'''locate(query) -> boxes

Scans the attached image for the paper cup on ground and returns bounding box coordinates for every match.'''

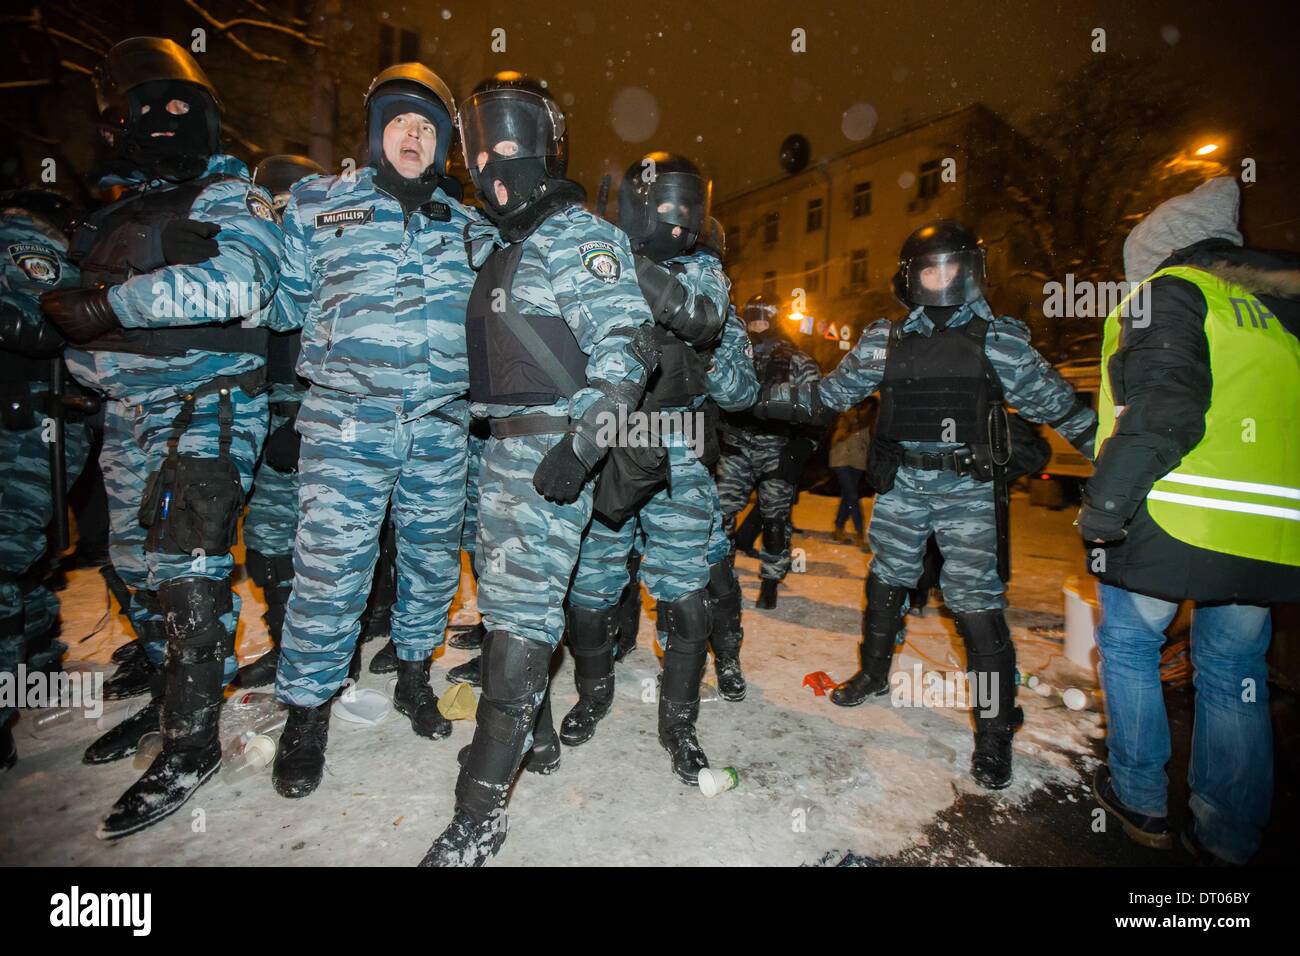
[1062,687,1090,711]
[438,682,478,720]
[331,687,390,725]
[698,766,739,797]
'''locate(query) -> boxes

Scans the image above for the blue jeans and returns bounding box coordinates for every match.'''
[833,466,864,534]
[1096,583,1272,863]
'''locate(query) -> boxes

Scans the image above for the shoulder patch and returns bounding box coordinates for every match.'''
[246,190,275,222]
[578,239,622,284]
[8,242,61,285]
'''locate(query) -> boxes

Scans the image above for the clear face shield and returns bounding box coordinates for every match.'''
[458,90,562,192]
[903,248,986,307]
[647,171,708,235]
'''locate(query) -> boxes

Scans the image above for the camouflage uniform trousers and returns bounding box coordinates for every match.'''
[715,437,796,580]
[461,425,486,558]
[0,397,89,726]
[569,440,713,610]
[242,407,299,588]
[473,432,595,650]
[868,466,1004,613]
[99,385,268,672]
[275,389,468,707]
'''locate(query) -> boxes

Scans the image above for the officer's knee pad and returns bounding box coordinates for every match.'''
[706,560,740,602]
[657,589,711,651]
[157,577,233,651]
[479,630,553,709]
[954,609,1012,657]
[140,455,244,557]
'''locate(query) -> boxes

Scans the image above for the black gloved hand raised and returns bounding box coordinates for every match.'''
[533,437,590,504]
[40,286,122,345]
[161,219,221,266]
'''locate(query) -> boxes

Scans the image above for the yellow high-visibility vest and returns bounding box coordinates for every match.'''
[1097,264,1300,566]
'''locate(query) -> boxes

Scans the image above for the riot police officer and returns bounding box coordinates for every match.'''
[0,188,91,770]
[563,151,730,778]
[268,63,480,798]
[715,295,821,608]
[40,38,286,836]
[755,220,1096,789]
[420,73,657,866]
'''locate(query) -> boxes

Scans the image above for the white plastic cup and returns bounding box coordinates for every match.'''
[1062,687,1090,711]
[698,766,739,797]
[1034,682,1054,697]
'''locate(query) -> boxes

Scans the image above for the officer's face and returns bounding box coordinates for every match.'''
[657,200,684,239]
[383,112,438,179]
[137,97,191,132]
[920,261,959,292]
[475,140,520,206]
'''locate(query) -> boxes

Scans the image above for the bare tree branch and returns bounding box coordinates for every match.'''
[183,0,323,66]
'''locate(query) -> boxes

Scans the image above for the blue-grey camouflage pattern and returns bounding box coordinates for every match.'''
[715,336,820,580]
[467,204,654,649]
[62,154,283,669]
[1,208,88,726]
[816,298,1098,611]
[569,248,730,609]
[273,168,478,706]
[462,423,486,557]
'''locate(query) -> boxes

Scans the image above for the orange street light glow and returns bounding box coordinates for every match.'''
[1194,143,1219,156]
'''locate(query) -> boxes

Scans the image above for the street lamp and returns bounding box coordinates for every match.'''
[1194,142,1220,156]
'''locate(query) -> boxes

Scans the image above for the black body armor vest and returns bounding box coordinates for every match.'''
[874,318,997,444]
[70,174,268,357]
[266,330,303,387]
[466,240,589,407]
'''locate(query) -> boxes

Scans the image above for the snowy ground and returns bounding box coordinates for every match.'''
[1,491,1113,867]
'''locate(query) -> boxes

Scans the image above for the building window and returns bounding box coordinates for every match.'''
[918,160,942,200]
[805,198,823,233]
[763,211,779,246]
[852,181,872,217]
[378,24,420,71]
[850,249,868,288]
[804,260,820,294]
[762,271,777,299]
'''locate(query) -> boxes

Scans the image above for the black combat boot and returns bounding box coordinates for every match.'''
[706,559,747,701]
[658,590,711,784]
[98,578,230,839]
[368,638,398,674]
[559,604,617,747]
[831,573,907,707]
[392,656,453,739]
[955,609,1022,790]
[447,621,485,651]
[272,700,332,798]
[102,609,166,700]
[111,639,142,665]
[521,685,561,775]
[755,578,779,609]
[83,694,162,765]
[446,654,482,686]
[613,552,643,663]
[421,631,551,867]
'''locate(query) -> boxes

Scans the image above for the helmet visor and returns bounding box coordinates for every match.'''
[904,248,986,307]
[648,171,708,233]
[459,90,560,181]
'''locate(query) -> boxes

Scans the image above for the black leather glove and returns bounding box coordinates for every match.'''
[533,437,589,504]
[40,286,122,345]
[633,254,722,346]
[161,219,221,266]
[1077,500,1128,543]
[0,303,65,356]
[754,382,833,426]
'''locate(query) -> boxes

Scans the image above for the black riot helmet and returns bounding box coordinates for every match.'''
[458,72,568,219]
[364,62,457,177]
[696,216,725,260]
[743,293,779,335]
[93,37,222,180]
[253,154,325,218]
[896,220,987,308]
[618,151,710,261]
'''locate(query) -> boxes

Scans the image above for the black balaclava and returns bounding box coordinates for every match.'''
[119,79,215,182]
[371,97,443,217]
[639,219,696,263]
[923,304,961,329]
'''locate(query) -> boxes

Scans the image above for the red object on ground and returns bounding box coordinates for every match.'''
[803,671,839,696]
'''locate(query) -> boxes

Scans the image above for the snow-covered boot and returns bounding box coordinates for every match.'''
[559,603,616,746]
[392,656,453,739]
[421,631,550,867]
[83,694,162,764]
[831,573,905,707]
[98,578,231,839]
[706,559,746,701]
[658,590,711,784]
[272,700,332,798]
[955,610,1022,790]
[522,685,561,775]
[101,614,165,700]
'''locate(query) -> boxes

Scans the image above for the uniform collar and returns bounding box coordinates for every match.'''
[900,297,993,336]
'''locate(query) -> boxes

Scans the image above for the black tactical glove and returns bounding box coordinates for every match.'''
[1076,499,1128,543]
[754,382,833,426]
[40,286,122,345]
[0,303,65,356]
[633,255,723,346]
[161,219,221,266]
[533,436,589,504]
